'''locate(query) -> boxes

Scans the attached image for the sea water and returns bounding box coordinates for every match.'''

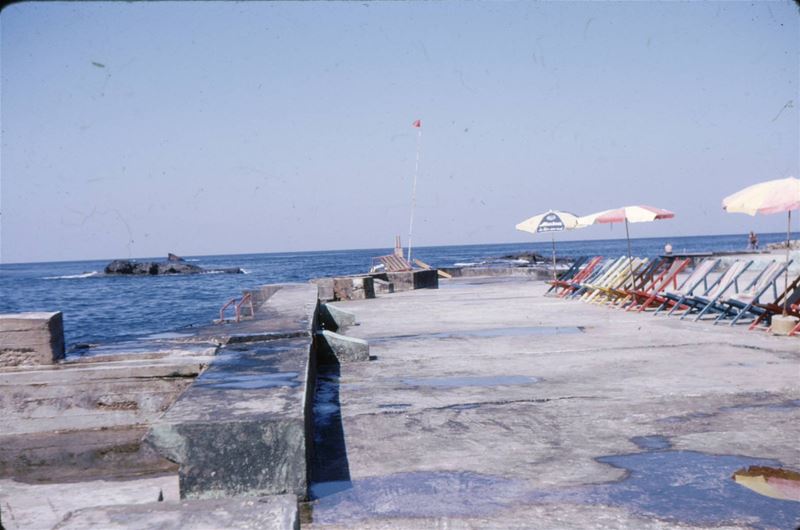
[0,232,794,351]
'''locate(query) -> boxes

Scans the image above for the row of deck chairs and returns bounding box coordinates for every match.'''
[546,255,800,334]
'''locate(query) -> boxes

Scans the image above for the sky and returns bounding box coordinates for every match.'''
[1,1,798,263]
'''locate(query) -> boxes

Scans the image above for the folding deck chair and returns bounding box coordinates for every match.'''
[624,258,691,312]
[561,256,623,299]
[677,260,753,320]
[545,256,588,295]
[583,257,648,304]
[711,260,793,326]
[653,258,720,315]
[591,258,661,306]
[748,272,800,331]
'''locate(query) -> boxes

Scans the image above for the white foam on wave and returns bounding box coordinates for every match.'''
[454,262,479,267]
[240,269,251,274]
[44,271,100,280]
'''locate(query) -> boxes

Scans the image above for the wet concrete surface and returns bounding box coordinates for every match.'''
[307,277,800,529]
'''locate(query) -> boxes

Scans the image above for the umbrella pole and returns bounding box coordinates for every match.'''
[784,210,791,316]
[551,234,557,282]
[625,218,634,288]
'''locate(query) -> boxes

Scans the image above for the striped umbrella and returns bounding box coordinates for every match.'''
[515,210,581,280]
[577,205,676,281]
[723,176,800,315]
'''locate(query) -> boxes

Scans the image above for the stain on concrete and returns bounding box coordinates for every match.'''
[374,326,582,343]
[401,375,538,388]
[195,372,299,390]
[630,435,671,451]
[309,471,529,524]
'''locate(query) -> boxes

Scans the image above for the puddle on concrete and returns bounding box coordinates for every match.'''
[438,402,483,411]
[660,400,800,424]
[630,435,671,451]
[401,375,538,388]
[374,326,583,343]
[142,331,195,340]
[311,367,352,491]
[577,449,800,529]
[309,471,529,524]
[721,400,800,413]
[195,371,299,390]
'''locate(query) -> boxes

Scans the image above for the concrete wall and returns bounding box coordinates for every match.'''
[439,267,551,279]
[145,284,319,500]
[370,269,439,291]
[0,312,65,367]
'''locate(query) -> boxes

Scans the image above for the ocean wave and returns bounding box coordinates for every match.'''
[44,271,101,280]
[240,269,251,274]
[454,262,479,267]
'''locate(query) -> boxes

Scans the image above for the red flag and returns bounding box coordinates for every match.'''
[412,119,421,128]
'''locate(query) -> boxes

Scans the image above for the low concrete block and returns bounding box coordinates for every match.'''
[0,312,65,367]
[311,278,335,302]
[145,285,317,500]
[53,494,299,530]
[371,269,439,292]
[319,304,356,331]
[333,276,375,301]
[316,330,369,364]
[373,278,394,295]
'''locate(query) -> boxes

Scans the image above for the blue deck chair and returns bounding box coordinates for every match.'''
[545,256,587,295]
[712,260,793,326]
[654,258,720,315]
[677,260,753,320]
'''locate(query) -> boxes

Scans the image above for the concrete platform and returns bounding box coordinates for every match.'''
[50,494,298,530]
[306,276,800,528]
[146,284,318,500]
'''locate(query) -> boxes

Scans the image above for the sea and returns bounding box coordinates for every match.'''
[1,232,795,353]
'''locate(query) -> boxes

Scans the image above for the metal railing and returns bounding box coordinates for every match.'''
[219,292,255,323]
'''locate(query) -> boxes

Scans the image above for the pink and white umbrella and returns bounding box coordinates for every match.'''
[722,176,800,315]
[578,205,676,280]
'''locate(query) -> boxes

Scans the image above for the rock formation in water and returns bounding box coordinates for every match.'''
[104,256,242,275]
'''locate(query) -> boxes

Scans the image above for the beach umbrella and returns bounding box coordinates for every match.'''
[515,210,581,280]
[722,176,800,315]
[577,205,676,282]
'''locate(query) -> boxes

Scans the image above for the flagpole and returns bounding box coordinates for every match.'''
[407,122,422,263]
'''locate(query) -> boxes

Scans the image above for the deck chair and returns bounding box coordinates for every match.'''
[371,254,413,272]
[592,258,661,306]
[583,257,648,304]
[748,273,800,330]
[653,258,720,315]
[555,256,604,297]
[545,256,588,295]
[624,258,691,312]
[790,304,800,336]
[677,260,753,320]
[562,256,624,299]
[570,256,630,300]
[711,260,792,326]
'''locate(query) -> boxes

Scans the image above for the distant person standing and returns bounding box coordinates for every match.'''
[748,231,759,250]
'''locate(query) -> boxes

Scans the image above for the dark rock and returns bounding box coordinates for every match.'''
[104,260,243,276]
[167,253,185,262]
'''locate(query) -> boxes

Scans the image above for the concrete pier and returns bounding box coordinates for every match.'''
[305,276,800,528]
[2,273,798,529]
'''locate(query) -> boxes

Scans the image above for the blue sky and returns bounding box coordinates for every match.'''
[1,1,798,262]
